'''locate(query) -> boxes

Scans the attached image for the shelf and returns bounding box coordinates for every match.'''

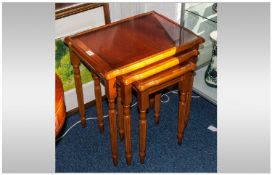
[193,64,217,105]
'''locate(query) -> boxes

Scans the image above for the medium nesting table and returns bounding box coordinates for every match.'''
[64,11,204,166]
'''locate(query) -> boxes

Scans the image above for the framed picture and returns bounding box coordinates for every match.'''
[55,3,110,24]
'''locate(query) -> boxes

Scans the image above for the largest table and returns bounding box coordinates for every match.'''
[64,11,204,166]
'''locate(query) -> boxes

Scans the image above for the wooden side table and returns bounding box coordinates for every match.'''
[132,62,197,163]
[117,50,200,164]
[64,11,204,166]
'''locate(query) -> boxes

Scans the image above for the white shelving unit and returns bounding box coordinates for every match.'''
[193,65,217,104]
[185,3,217,105]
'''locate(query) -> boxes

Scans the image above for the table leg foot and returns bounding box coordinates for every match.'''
[177,134,184,145]
[119,133,124,141]
[124,113,132,165]
[105,79,118,166]
[81,119,86,128]
[122,84,132,165]
[139,123,147,164]
[178,140,183,145]
[138,93,148,165]
[139,110,147,164]
[126,154,132,165]
[118,128,124,141]
[140,153,146,164]
[99,126,104,133]
[108,98,118,166]
[112,156,118,166]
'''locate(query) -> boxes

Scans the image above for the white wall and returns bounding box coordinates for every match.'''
[55,6,105,39]
[109,2,181,23]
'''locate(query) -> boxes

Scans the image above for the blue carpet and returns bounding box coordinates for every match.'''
[56,92,217,172]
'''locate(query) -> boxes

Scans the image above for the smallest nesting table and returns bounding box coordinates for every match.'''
[64,11,204,165]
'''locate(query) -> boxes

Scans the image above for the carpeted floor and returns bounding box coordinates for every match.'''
[56,91,217,172]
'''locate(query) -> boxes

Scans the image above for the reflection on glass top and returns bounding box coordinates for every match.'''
[72,11,202,69]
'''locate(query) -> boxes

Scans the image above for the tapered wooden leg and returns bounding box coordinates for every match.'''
[177,72,194,144]
[108,98,118,166]
[121,84,132,165]
[139,110,147,164]
[92,73,104,133]
[177,77,187,145]
[184,72,194,126]
[117,87,124,141]
[70,50,86,128]
[105,79,118,166]
[138,93,149,164]
[154,93,161,125]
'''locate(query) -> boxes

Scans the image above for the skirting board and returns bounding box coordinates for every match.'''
[64,81,105,112]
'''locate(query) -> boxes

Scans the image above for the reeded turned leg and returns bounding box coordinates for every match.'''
[177,78,187,145]
[139,110,147,164]
[138,93,149,164]
[105,79,118,166]
[184,72,194,126]
[121,84,132,165]
[154,93,161,124]
[177,72,194,145]
[92,73,104,133]
[117,87,124,141]
[70,50,86,128]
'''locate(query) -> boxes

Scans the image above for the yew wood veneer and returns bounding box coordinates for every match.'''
[64,11,204,166]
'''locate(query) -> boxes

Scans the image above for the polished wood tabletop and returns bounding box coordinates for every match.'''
[65,11,204,79]
[64,11,204,166]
